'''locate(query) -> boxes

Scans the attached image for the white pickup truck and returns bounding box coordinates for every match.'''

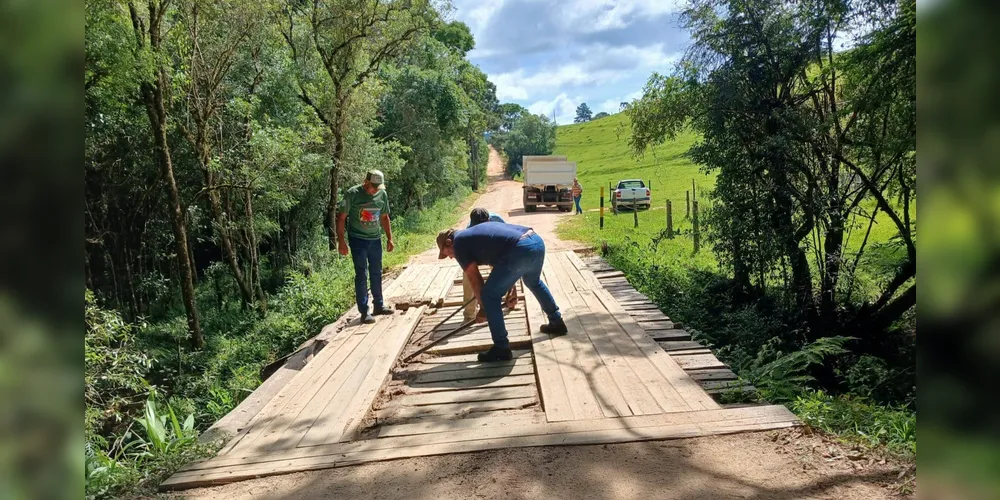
[612,179,651,212]
[522,155,576,212]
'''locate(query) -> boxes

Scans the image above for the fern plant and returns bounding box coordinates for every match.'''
[745,336,853,402]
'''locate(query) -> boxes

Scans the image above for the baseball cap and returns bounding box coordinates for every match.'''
[365,170,386,190]
[436,229,455,259]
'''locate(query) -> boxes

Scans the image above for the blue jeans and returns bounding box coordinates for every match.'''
[574,195,583,214]
[348,236,383,315]
[482,233,561,349]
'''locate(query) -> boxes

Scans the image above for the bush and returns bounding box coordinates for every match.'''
[85,291,152,444]
[791,390,916,456]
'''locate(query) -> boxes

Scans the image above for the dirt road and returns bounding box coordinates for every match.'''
[411,147,583,265]
[176,149,911,499]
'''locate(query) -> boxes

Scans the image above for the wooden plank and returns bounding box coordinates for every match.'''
[417,349,531,365]
[406,373,537,391]
[406,363,534,384]
[425,336,532,357]
[293,314,403,448]
[628,310,671,321]
[639,320,677,331]
[594,271,625,279]
[542,257,605,420]
[657,340,707,352]
[569,290,662,416]
[648,330,691,341]
[228,318,383,454]
[165,405,799,487]
[524,282,574,422]
[378,397,538,422]
[375,411,546,438]
[403,355,532,374]
[621,303,661,311]
[667,348,713,356]
[673,353,727,371]
[334,306,426,443]
[594,287,720,411]
[429,266,458,306]
[578,290,688,415]
[174,405,796,476]
[549,256,631,418]
[687,368,739,381]
[397,384,537,407]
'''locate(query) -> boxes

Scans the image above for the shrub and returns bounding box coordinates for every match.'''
[791,390,916,456]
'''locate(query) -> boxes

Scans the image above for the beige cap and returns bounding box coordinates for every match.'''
[365,170,386,190]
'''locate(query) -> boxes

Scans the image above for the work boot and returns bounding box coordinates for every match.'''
[361,313,376,324]
[477,346,513,362]
[540,317,568,335]
[373,304,394,315]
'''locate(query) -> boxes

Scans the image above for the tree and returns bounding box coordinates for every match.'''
[283,0,436,249]
[593,111,609,119]
[574,102,592,123]
[175,0,269,311]
[627,0,915,338]
[126,0,204,347]
[498,112,557,173]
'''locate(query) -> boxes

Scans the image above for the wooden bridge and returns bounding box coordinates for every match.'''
[162,251,798,490]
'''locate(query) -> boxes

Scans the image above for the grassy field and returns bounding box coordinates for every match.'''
[555,114,718,271]
[555,113,907,301]
[554,114,714,215]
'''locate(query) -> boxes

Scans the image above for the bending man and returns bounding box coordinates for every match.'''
[437,222,567,362]
[462,208,517,321]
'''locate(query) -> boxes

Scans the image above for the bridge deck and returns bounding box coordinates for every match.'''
[162,252,797,491]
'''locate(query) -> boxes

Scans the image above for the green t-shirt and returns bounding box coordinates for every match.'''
[339,184,390,240]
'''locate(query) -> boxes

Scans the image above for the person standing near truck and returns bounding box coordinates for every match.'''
[437,222,567,362]
[337,170,394,324]
[572,178,584,214]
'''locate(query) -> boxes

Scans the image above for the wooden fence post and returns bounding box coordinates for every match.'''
[686,190,690,218]
[633,202,639,228]
[692,179,696,201]
[667,200,673,238]
[693,200,700,253]
[600,186,605,230]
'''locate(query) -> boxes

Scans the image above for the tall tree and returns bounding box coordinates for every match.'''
[176,0,269,311]
[574,102,592,123]
[282,0,435,249]
[627,0,915,336]
[127,0,203,347]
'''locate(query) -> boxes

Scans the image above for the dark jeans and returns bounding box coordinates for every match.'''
[481,233,561,349]
[348,236,383,315]
[574,195,583,214]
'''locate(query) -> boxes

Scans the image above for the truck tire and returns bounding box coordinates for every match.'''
[525,204,537,213]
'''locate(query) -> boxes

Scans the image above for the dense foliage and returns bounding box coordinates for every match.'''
[626,0,915,399]
[489,109,558,175]
[85,0,508,495]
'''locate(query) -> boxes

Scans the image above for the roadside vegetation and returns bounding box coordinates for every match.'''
[85,1,501,496]
[559,0,916,460]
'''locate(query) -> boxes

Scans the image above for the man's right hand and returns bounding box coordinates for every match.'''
[338,240,348,256]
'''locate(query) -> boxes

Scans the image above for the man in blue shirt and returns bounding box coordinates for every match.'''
[437,222,567,362]
[461,208,516,321]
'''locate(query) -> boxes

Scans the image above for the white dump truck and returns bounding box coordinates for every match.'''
[521,155,576,212]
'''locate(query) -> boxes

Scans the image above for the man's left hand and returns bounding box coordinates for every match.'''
[386,239,395,252]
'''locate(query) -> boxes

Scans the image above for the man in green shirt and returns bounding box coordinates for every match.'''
[337,170,395,323]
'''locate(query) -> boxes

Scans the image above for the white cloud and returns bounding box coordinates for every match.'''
[598,90,643,114]
[491,44,677,101]
[527,93,582,124]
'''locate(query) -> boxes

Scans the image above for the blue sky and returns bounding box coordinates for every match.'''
[449,0,690,124]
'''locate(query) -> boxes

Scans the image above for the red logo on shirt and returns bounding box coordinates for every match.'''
[360,208,380,223]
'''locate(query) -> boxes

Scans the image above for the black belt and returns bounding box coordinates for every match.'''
[519,229,536,240]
